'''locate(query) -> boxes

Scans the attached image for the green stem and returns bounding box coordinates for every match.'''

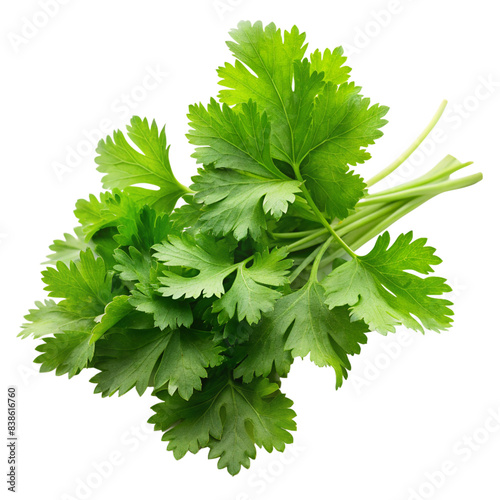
[365,100,448,188]
[365,156,473,199]
[288,246,322,283]
[357,173,482,206]
[292,164,357,259]
[287,228,328,251]
[310,237,334,282]
[271,229,319,240]
[321,196,432,266]
[288,202,402,253]
[336,202,404,237]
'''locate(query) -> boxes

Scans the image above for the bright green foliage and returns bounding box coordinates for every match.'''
[96,117,188,212]
[234,281,368,387]
[299,82,388,218]
[192,167,301,239]
[212,248,292,324]
[150,372,296,475]
[90,295,133,344]
[91,328,223,400]
[154,330,225,400]
[19,300,89,339]
[45,227,89,265]
[35,327,95,378]
[322,232,454,334]
[91,329,172,396]
[309,47,351,84]
[187,99,286,179]
[21,21,479,475]
[154,233,235,298]
[42,249,115,317]
[155,236,290,323]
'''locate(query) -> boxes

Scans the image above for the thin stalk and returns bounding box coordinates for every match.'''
[358,173,482,206]
[292,164,357,258]
[271,229,320,240]
[288,246,322,283]
[321,196,432,266]
[310,237,334,281]
[366,156,473,199]
[289,201,404,252]
[336,202,405,237]
[287,228,328,251]
[365,100,448,188]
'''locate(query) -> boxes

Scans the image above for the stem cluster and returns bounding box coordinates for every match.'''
[268,101,482,284]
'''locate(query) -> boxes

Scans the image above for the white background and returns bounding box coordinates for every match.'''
[1,1,499,499]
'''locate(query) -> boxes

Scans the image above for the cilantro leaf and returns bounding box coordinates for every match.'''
[187,99,287,179]
[42,249,115,317]
[235,281,368,387]
[129,294,193,330]
[149,372,296,475]
[45,227,89,266]
[91,329,170,397]
[154,330,225,400]
[96,117,187,213]
[113,245,193,330]
[34,326,95,378]
[218,21,311,163]
[187,97,301,239]
[90,295,134,344]
[192,166,300,240]
[154,237,290,324]
[298,82,389,219]
[153,233,235,299]
[212,247,291,324]
[114,206,174,252]
[75,191,139,240]
[19,300,92,339]
[91,328,223,399]
[309,47,351,85]
[322,232,454,334]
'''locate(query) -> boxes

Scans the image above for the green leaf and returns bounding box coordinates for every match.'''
[154,330,225,400]
[91,329,170,397]
[153,233,235,299]
[90,295,134,344]
[217,21,387,220]
[95,116,187,213]
[34,327,95,378]
[192,166,300,240]
[170,200,202,231]
[154,237,291,324]
[114,243,194,330]
[298,82,389,219]
[19,300,92,339]
[129,294,193,330]
[114,246,152,284]
[212,248,291,324]
[218,21,313,163]
[322,232,454,334]
[42,249,115,317]
[234,281,368,388]
[75,191,139,240]
[149,372,296,475]
[187,99,286,179]
[309,47,351,85]
[91,328,223,399]
[45,227,90,266]
[186,96,301,240]
[114,206,174,252]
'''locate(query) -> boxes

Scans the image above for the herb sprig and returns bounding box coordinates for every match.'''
[21,21,481,475]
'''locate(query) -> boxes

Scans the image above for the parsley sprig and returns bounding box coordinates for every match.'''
[21,21,481,475]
